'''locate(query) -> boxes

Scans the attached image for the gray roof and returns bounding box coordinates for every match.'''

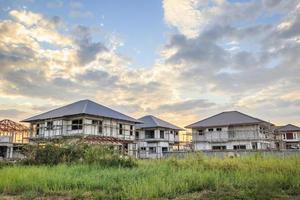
[276,124,300,132]
[185,111,270,128]
[136,115,183,130]
[22,99,140,123]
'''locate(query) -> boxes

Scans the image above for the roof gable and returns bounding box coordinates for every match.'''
[22,100,139,123]
[277,124,300,132]
[136,115,182,130]
[185,111,268,128]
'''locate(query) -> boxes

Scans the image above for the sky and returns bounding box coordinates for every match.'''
[0,0,299,127]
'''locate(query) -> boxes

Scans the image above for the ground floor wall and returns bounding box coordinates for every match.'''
[194,140,275,151]
[30,136,137,157]
[170,142,181,151]
[137,141,172,159]
[0,144,12,159]
[283,141,300,149]
[0,145,25,160]
[123,143,137,157]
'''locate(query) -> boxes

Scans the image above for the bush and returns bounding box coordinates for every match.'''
[84,146,137,168]
[21,143,87,165]
[21,143,137,167]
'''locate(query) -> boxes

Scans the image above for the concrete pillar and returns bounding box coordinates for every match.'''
[6,147,9,159]
[29,123,34,138]
[10,146,13,158]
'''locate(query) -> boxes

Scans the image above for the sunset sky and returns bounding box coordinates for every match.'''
[0,0,299,127]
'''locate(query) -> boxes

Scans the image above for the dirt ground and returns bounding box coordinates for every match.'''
[1,192,300,200]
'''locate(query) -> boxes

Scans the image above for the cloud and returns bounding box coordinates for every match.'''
[162,0,265,38]
[163,0,205,38]
[0,9,177,123]
[8,10,72,47]
[1,1,300,128]
[157,99,216,112]
[72,25,108,65]
[0,109,26,118]
[160,0,300,126]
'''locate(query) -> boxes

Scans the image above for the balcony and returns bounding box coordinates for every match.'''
[194,133,274,143]
[29,124,135,141]
[143,137,169,142]
[283,133,299,142]
[283,138,299,142]
[194,138,229,142]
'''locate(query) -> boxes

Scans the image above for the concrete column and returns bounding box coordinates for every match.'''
[29,123,34,138]
[10,146,13,158]
[6,147,9,159]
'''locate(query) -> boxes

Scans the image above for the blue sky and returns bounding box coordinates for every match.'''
[0,0,299,127]
[1,0,170,68]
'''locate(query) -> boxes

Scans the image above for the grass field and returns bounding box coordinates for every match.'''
[0,154,300,200]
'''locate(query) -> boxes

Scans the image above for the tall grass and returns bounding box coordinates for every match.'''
[0,154,300,199]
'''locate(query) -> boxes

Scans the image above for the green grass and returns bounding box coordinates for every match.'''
[0,154,300,199]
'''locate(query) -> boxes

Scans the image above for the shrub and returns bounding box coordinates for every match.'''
[21,143,137,167]
[21,143,87,165]
[84,146,137,168]
[59,144,86,163]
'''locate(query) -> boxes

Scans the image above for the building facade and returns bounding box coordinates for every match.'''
[22,100,140,156]
[276,124,300,149]
[186,111,276,151]
[0,119,29,159]
[135,115,181,158]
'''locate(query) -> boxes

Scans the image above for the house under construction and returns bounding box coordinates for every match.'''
[21,99,141,156]
[275,124,300,149]
[135,115,183,159]
[186,111,277,151]
[0,119,29,159]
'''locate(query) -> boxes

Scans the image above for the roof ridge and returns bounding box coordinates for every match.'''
[88,100,137,120]
[185,110,271,128]
[154,115,181,128]
[287,123,297,126]
[149,115,160,126]
[185,111,227,128]
[82,100,89,113]
[138,115,183,130]
[234,111,265,123]
[284,124,300,128]
[21,101,82,122]
[22,99,139,123]
[277,124,300,131]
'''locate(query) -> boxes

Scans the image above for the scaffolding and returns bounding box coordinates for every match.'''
[28,121,138,157]
[29,121,135,141]
[27,120,195,159]
[0,119,29,144]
